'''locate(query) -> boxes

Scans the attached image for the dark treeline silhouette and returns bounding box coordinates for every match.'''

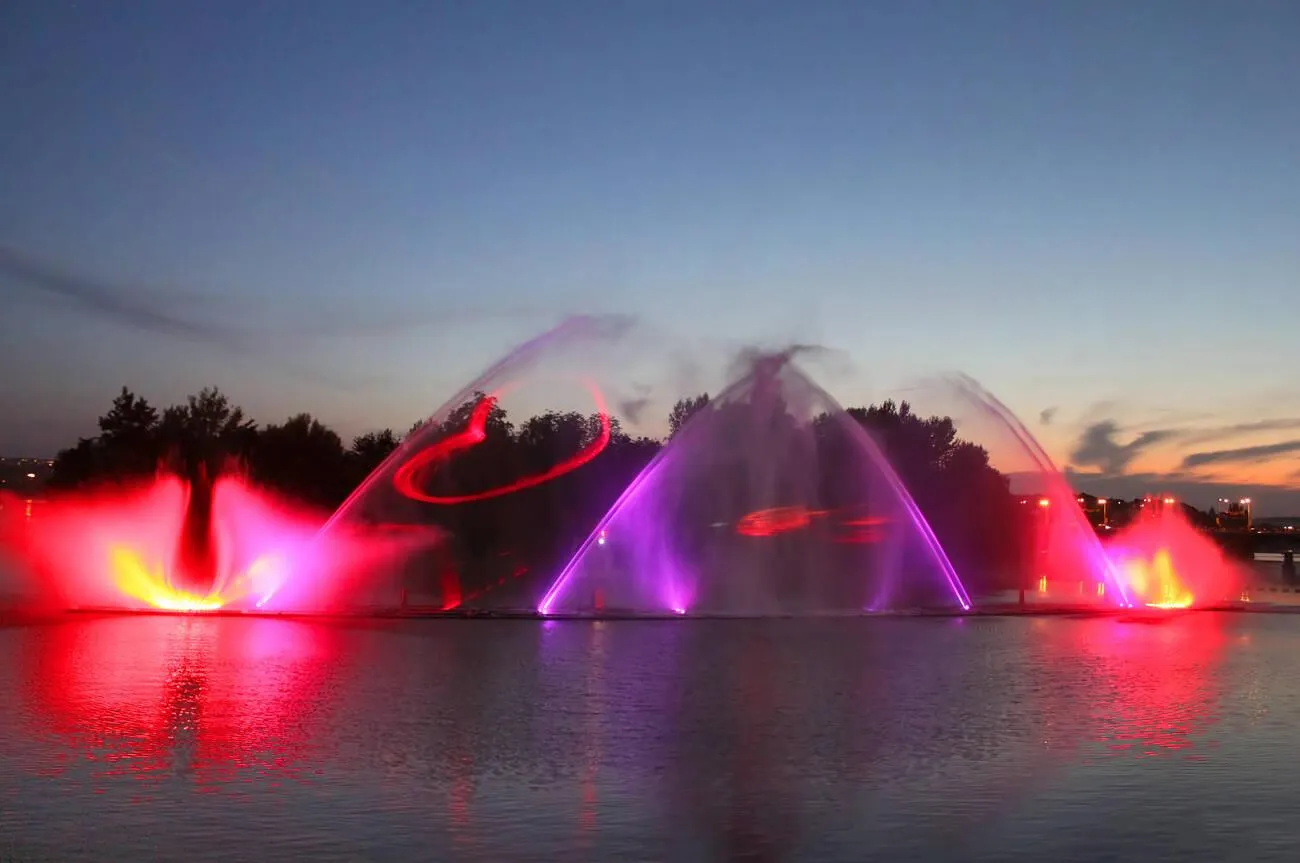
[49,387,390,509]
[49,386,1032,600]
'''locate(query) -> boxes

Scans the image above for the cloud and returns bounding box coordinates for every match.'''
[0,243,243,348]
[616,383,654,425]
[1180,440,1300,470]
[1178,418,1300,447]
[1,243,562,344]
[1069,420,1179,476]
[288,305,558,339]
[0,243,582,393]
[1039,407,1057,426]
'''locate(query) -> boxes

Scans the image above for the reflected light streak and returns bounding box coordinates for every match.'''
[12,616,340,790]
[1078,613,1225,756]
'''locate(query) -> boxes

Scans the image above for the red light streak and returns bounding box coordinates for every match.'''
[735,506,830,537]
[392,379,611,505]
[734,507,888,542]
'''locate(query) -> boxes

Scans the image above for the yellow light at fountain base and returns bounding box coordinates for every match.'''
[109,546,227,612]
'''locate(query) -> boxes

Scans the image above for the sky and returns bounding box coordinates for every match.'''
[1,1,1297,512]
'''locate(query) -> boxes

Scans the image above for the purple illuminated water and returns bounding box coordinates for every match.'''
[540,351,971,616]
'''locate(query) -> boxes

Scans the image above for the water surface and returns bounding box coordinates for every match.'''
[2,612,1298,861]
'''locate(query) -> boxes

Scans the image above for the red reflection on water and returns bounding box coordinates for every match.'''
[447,752,476,852]
[1076,612,1225,756]
[17,616,341,791]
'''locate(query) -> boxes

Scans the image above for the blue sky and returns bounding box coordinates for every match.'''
[1,1,1297,510]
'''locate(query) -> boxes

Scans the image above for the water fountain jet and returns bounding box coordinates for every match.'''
[539,351,971,616]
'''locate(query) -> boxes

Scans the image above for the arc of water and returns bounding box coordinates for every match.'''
[946,373,1132,608]
[853,425,972,611]
[318,315,633,538]
[540,359,974,614]
[538,442,680,615]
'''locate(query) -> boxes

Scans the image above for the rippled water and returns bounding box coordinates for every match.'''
[1,612,1299,861]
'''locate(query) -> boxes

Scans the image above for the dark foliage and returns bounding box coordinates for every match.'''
[50,386,1033,598]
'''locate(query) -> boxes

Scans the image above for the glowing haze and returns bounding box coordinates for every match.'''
[0,476,441,613]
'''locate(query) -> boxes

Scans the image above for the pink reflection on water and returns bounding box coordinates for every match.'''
[15,616,344,793]
[1075,613,1225,757]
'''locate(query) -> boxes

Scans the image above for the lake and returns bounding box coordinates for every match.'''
[1,611,1299,861]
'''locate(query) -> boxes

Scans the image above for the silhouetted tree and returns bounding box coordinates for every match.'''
[250,414,348,508]
[157,386,258,477]
[347,429,400,490]
[352,429,399,464]
[47,437,101,488]
[49,387,160,487]
[668,394,710,437]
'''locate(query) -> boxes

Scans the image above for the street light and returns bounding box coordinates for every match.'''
[1097,497,1109,526]
[1240,497,1253,530]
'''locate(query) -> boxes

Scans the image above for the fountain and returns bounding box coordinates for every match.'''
[0,472,440,615]
[318,315,661,611]
[1105,497,1243,609]
[2,317,1253,620]
[907,374,1132,609]
[537,350,971,616]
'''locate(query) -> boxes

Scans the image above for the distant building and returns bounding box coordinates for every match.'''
[1215,497,1251,530]
[0,456,55,496]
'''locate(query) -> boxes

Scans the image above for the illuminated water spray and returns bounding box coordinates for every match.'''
[539,350,971,616]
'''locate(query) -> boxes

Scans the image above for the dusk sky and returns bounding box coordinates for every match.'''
[2,1,1297,511]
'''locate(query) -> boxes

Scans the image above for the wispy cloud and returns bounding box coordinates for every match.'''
[0,243,243,348]
[1069,419,1179,476]
[1181,440,1300,470]
[616,383,654,425]
[1178,418,1300,447]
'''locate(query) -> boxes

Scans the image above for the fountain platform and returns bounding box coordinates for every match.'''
[31,600,1300,622]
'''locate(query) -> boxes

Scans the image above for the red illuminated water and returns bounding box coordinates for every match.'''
[1105,502,1244,609]
[0,473,442,614]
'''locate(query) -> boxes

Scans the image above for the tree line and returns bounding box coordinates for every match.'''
[49,385,1033,598]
